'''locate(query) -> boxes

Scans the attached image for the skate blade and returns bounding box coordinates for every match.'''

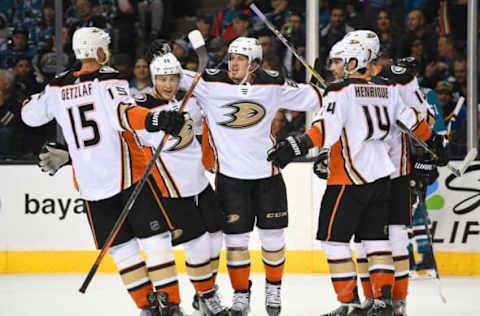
[410,269,435,280]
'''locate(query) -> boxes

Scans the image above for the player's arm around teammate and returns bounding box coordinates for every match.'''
[21,27,187,316]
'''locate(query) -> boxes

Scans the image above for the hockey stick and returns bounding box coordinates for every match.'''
[416,190,447,303]
[446,96,465,137]
[396,120,465,177]
[249,3,327,90]
[79,30,208,294]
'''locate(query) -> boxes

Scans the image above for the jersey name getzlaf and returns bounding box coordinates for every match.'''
[21,67,147,201]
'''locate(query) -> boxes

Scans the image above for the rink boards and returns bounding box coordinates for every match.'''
[0,162,479,275]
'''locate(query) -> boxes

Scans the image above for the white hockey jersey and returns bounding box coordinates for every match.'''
[306,77,432,186]
[180,68,322,179]
[135,93,209,198]
[376,65,433,178]
[21,66,151,201]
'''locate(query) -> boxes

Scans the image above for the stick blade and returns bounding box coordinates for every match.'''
[459,148,478,176]
[187,30,208,73]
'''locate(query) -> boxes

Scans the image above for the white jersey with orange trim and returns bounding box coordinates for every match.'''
[308,77,431,186]
[179,68,322,180]
[135,93,209,198]
[376,65,433,178]
[21,66,148,201]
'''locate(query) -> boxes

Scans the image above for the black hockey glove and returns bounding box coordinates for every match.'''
[37,142,71,176]
[313,148,330,179]
[425,133,449,166]
[410,155,439,196]
[267,135,313,168]
[145,110,185,136]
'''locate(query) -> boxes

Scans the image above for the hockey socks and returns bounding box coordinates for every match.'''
[262,246,286,284]
[366,251,395,298]
[227,246,251,291]
[328,257,359,303]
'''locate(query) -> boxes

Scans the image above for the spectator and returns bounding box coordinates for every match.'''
[137,0,165,43]
[101,0,137,58]
[172,38,189,67]
[12,0,43,39]
[184,54,199,72]
[196,12,214,44]
[262,53,282,72]
[405,34,429,80]
[374,9,400,59]
[0,28,37,69]
[254,0,290,32]
[13,57,42,97]
[111,53,133,80]
[257,34,273,57]
[0,0,14,29]
[286,110,306,135]
[423,35,458,88]
[319,5,354,75]
[228,13,251,42]
[207,37,228,70]
[451,56,467,100]
[67,0,112,49]
[210,0,251,42]
[0,69,23,158]
[30,0,55,53]
[397,9,436,59]
[272,111,290,140]
[129,57,153,98]
[280,11,305,78]
[436,81,466,135]
[35,29,71,82]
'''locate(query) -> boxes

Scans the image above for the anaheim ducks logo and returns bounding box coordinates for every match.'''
[167,113,194,151]
[226,214,240,223]
[218,101,266,128]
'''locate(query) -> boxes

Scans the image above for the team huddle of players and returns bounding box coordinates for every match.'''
[20,25,448,316]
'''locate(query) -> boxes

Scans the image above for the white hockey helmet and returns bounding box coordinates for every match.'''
[149,52,182,83]
[329,39,369,75]
[72,27,111,64]
[344,30,380,62]
[227,37,263,71]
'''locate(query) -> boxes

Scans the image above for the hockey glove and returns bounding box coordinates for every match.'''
[313,148,330,179]
[267,135,313,168]
[145,110,185,136]
[38,142,71,176]
[426,133,449,166]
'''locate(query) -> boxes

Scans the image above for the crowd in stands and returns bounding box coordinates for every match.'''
[0,0,477,161]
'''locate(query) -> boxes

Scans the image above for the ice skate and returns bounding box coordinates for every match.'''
[265,281,281,315]
[359,298,374,315]
[320,302,363,316]
[392,299,406,316]
[140,293,161,316]
[366,298,393,316]
[199,286,228,316]
[229,281,252,316]
[192,294,200,311]
[156,292,185,316]
[415,251,436,278]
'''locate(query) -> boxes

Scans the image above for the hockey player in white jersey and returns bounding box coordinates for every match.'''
[21,27,187,316]
[179,37,322,316]
[267,40,444,316]
[338,30,447,316]
[135,52,228,316]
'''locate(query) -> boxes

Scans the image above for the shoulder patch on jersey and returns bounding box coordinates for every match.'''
[99,66,119,74]
[50,70,77,86]
[202,69,232,83]
[134,93,147,103]
[391,65,406,74]
[205,68,221,75]
[54,70,70,79]
[263,69,279,77]
[253,69,285,85]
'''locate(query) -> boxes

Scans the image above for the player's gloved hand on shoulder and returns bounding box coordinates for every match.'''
[145,110,185,136]
[267,134,313,168]
[313,148,330,179]
[426,133,449,166]
[38,142,71,176]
